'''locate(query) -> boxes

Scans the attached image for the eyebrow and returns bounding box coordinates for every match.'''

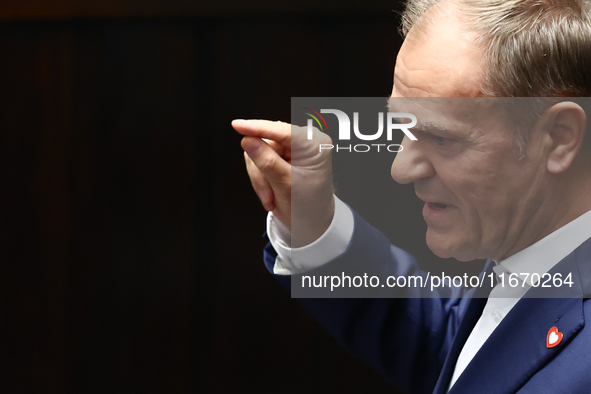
[386,98,465,138]
[386,97,415,119]
[411,122,461,139]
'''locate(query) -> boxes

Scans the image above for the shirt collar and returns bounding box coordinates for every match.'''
[496,209,591,287]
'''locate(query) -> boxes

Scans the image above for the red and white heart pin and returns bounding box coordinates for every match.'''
[546,326,563,348]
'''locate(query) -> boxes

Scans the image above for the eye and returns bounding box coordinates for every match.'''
[435,136,447,146]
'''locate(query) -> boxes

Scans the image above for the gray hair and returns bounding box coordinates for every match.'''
[399,0,591,152]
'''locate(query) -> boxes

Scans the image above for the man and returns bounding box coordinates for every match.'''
[232,0,591,393]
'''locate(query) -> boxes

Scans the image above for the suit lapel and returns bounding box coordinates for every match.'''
[444,242,591,394]
[448,296,583,393]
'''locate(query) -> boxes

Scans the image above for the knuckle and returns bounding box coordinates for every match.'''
[259,155,276,172]
[240,136,251,150]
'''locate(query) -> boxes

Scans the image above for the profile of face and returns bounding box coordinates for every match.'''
[389,10,557,262]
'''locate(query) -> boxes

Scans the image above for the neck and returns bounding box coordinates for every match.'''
[499,169,591,261]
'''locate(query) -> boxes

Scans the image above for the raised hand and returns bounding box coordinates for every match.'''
[232,119,335,246]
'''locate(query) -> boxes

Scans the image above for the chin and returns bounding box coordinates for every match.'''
[426,232,477,262]
[427,244,455,259]
[426,238,453,259]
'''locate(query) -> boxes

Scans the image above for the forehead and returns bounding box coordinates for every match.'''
[389,97,505,140]
[392,7,485,98]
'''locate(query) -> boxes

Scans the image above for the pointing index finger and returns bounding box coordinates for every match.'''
[231,119,292,146]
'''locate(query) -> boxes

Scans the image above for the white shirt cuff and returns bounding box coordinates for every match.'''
[266,195,354,275]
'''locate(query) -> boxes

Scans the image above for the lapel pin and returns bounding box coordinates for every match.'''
[547,326,563,348]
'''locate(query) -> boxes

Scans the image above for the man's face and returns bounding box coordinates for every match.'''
[390,11,551,262]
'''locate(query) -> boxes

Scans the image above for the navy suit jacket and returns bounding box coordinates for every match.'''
[264,210,591,394]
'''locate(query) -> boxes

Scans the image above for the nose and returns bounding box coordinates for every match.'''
[391,136,435,184]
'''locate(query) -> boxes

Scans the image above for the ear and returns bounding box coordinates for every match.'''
[539,102,587,174]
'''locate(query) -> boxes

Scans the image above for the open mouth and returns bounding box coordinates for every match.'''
[429,202,448,210]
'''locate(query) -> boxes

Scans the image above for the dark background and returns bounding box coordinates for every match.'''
[0,1,475,392]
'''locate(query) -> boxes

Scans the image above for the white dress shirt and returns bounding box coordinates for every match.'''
[267,195,354,275]
[448,208,591,389]
[266,197,591,390]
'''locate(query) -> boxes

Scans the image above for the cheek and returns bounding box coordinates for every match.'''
[438,160,520,223]
[437,158,498,203]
